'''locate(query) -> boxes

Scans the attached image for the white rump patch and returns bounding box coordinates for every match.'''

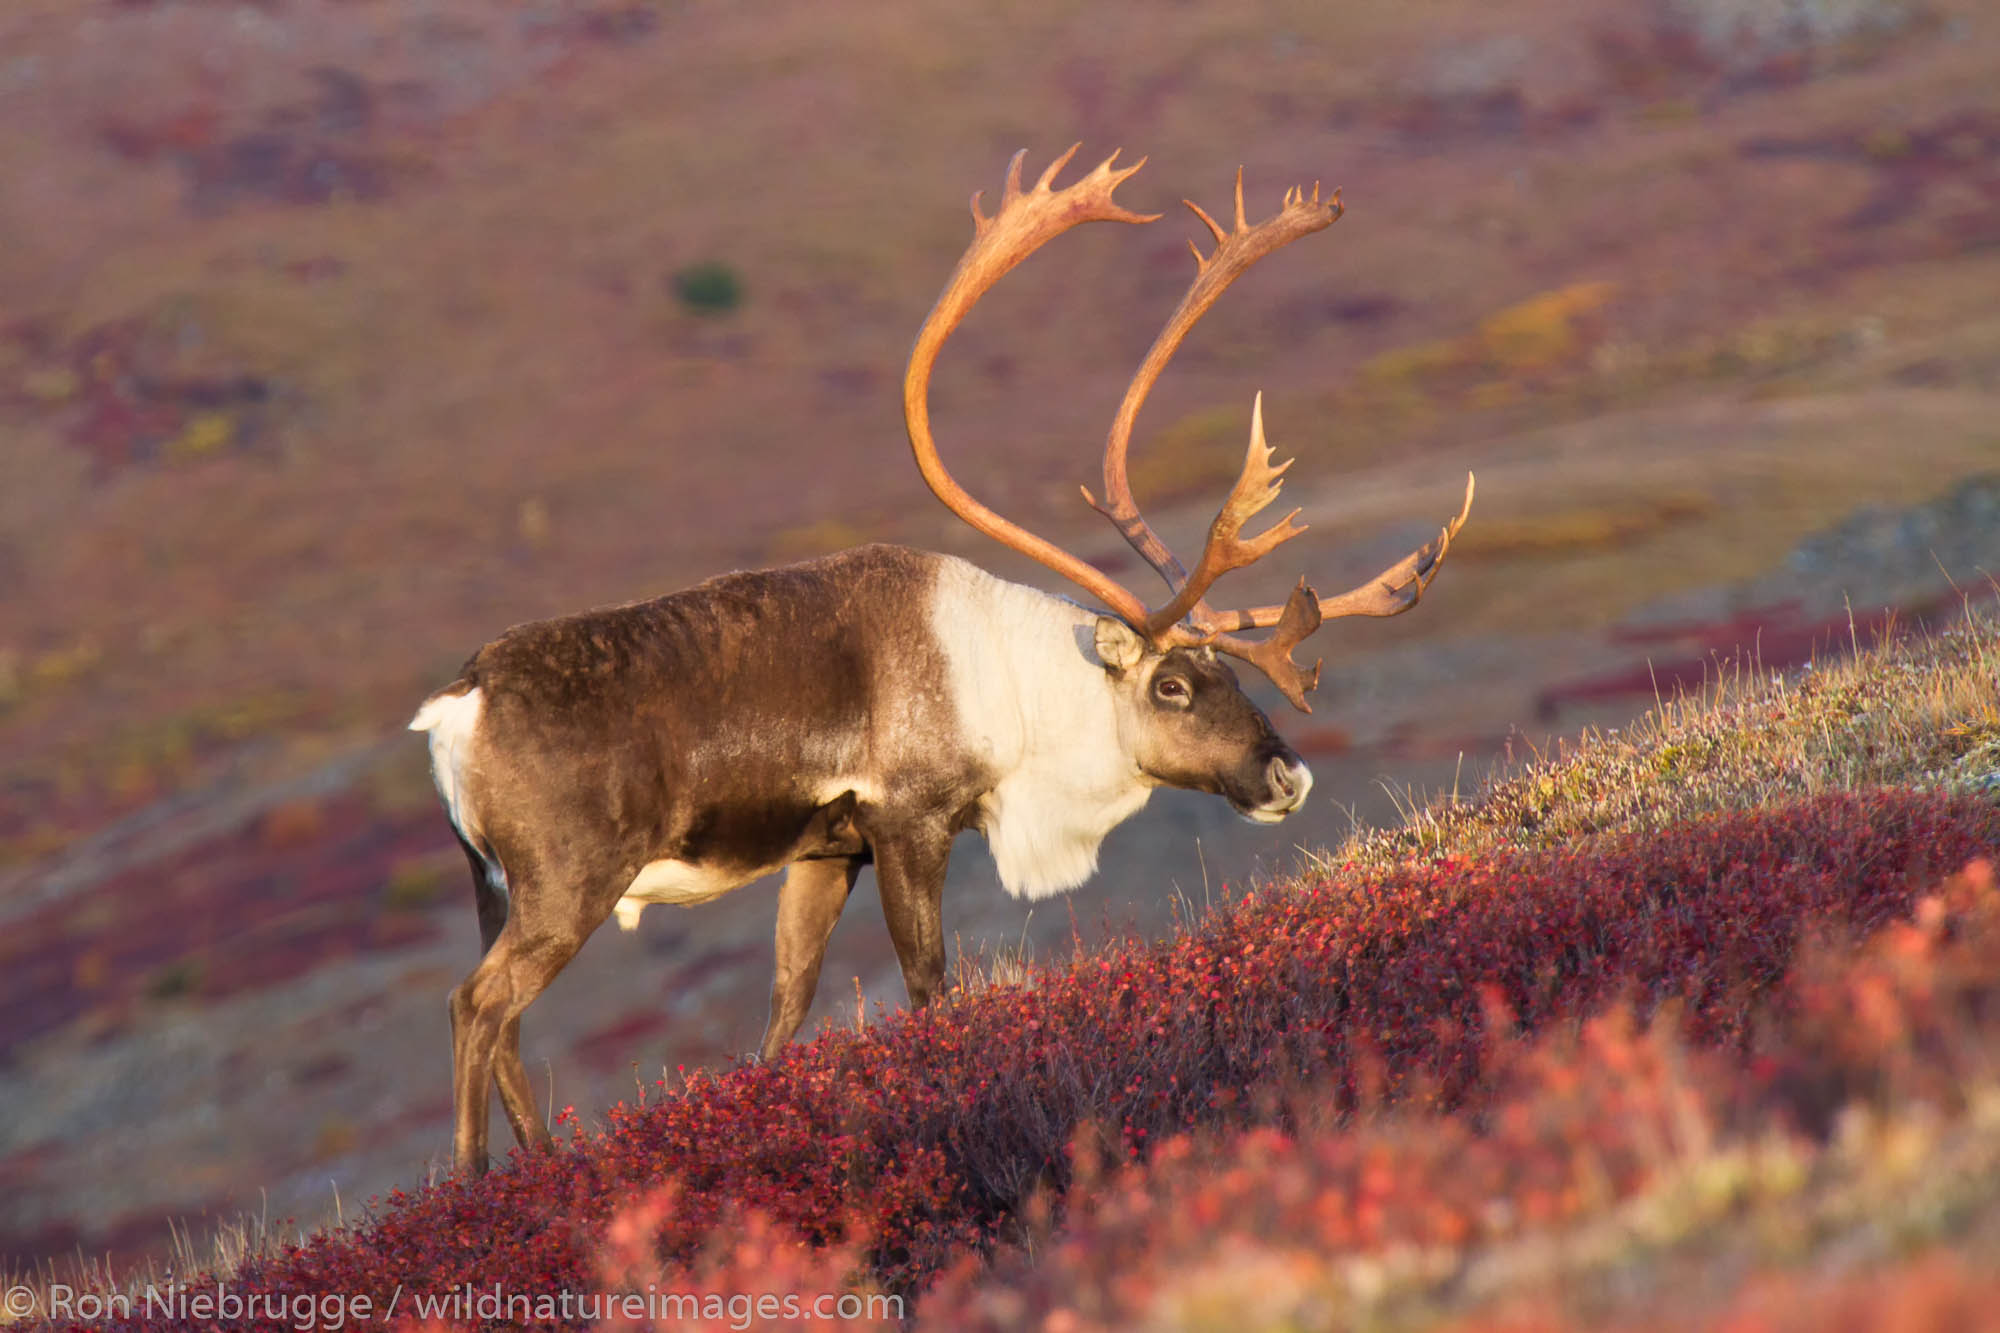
[411,687,487,852]
[929,559,1153,900]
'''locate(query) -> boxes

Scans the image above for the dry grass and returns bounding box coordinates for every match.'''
[949,925,1041,995]
[0,1199,314,1327]
[1334,595,2000,870]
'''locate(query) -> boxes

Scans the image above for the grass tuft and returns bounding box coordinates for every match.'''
[1338,597,2000,868]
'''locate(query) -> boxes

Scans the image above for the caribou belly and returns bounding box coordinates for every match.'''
[613,857,772,930]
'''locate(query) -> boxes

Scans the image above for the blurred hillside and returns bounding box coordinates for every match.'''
[1,0,1996,1272]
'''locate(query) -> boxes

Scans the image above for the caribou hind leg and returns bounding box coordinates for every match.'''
[760,856,865,1061]
[491,1012,549,1153]
[450,828,550,1159]
[448,854,609,1175]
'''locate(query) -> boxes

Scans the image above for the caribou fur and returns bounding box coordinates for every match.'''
[413,543,1309,1174]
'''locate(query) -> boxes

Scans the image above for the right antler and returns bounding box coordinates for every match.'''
[1082,170,1340,602]
[904,147,1474,712]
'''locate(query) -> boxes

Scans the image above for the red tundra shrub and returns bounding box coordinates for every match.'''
[1748,854,2000,1132]
[587,1184,902,1331]
[920,857,2000,1331]
[921,1006,1735,1331]
[72,791,1997,1330]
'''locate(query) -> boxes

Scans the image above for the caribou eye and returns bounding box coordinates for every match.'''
[1153,676,1191,708]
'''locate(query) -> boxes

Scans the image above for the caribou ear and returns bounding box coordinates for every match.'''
[1094,616,1148,674]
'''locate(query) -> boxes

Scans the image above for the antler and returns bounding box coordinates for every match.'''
[1083,170,1341,600]
[1134,391,1305,638]
[1205,579,1324,711]
[903,144,1161,629]
[905,147,1475,713]
[1078,167,1474,711]
[1196,473,1477,710]
[1196,472,1476,634]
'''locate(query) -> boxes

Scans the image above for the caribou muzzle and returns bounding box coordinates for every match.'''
[1227,745,1313,825]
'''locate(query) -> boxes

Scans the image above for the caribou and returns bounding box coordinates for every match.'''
[412,145,1473,1175]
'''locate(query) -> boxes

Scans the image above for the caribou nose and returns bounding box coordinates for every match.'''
[1267,755,1313,811]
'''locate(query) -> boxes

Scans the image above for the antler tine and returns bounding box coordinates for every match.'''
[1031,142,1083,193]
[1139,392,1307,638]
[973,143,1137,233]
[1000,145,1030,205]
[1083,172,1343,602]
[1184,197,1228,254]
[1315,471,1475,619]
[907,147,1163,627]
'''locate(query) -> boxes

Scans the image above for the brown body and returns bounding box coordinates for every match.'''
[413,147,1469,1175]
[444,545,954,900]
[418,544,1308,1174]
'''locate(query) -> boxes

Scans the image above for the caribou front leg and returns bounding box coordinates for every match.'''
[872,827,954,1012]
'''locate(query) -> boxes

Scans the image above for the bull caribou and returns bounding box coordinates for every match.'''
[412,146,1472,1174]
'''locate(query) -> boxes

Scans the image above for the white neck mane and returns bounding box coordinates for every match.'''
[929,557,1153,899]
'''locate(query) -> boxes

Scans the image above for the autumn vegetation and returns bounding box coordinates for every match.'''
[21,598,1991,1330]
[5,0,1998,1320]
